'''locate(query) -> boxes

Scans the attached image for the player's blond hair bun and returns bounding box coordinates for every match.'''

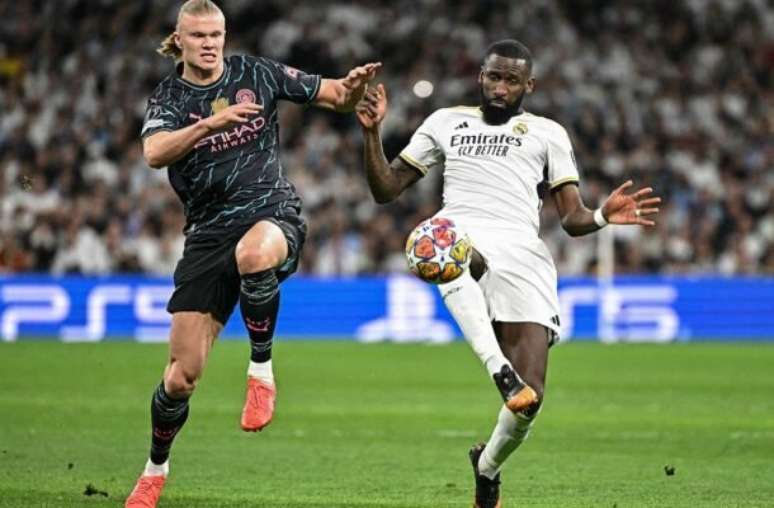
[157,0,224,60]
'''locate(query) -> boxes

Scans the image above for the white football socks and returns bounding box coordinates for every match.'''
[438,272,511,377]
[143,458,169,477]
[248,359,274,385]
[478,405,538,480]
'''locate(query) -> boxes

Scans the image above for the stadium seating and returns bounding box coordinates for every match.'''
[1,1,770,275]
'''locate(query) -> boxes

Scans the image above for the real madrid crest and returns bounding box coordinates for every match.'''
[513,122,528,135]
[210,97,230,115]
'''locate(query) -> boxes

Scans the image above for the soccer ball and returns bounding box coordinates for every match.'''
[405,217,472,284]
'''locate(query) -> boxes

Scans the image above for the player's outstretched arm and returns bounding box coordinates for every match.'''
[552,180,661,236]
[313,62,381,113]
[143,102,263,168]
[355,84,421,203]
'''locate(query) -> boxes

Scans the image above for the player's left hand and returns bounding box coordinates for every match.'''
[601,180,661,226]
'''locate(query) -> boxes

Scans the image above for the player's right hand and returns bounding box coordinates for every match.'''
[203,102,263,131]
[355,83,387,130]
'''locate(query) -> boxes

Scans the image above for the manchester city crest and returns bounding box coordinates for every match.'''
[236,88,256,103]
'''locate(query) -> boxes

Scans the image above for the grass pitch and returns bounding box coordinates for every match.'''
[0,340,772,507]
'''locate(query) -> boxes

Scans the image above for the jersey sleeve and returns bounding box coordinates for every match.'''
[256,57,321,104]
[546,124,580,189]
[140,85,184,139]
[398,112,445,176]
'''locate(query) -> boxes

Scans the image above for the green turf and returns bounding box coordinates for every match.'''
[0,341,773,507]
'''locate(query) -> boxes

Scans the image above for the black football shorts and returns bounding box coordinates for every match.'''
[167,214,307,325]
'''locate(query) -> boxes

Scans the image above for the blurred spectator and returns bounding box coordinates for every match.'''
[0,0,771,276]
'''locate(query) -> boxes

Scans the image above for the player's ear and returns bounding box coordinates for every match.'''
[478,68,484,85]
[174,32,182,49]
[526,77,536,94]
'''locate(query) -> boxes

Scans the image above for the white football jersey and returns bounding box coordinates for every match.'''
[400,106,579,238]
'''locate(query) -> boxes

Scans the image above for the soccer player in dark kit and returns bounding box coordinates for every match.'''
[125,1,379,506]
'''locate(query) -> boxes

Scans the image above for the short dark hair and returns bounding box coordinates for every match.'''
[483,39,533,71]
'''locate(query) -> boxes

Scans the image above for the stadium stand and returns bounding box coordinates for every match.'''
[1,0,771,275]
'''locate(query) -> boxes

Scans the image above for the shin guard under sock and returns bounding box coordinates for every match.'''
[240,269,280,363]
[149,382,189,465]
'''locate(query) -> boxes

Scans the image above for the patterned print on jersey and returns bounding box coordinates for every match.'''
[141,55,321,237]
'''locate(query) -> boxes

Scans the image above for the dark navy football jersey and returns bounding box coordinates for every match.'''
[141,55,321,238]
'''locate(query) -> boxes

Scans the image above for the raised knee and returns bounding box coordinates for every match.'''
[235,244,278,274]
[165,362,201,397]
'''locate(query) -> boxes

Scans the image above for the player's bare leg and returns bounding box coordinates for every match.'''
[471,322,549,508]
[235,220,288,431]
[491,320,543,412]
[440,248,536,412]
[126,312,221,508]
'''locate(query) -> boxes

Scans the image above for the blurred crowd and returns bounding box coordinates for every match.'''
[1,0,772,276]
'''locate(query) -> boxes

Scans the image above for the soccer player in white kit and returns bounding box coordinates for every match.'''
[356,40,660,508]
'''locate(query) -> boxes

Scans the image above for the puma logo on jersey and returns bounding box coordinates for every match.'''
[455,122,469,130]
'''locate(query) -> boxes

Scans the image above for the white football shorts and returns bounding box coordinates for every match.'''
[441,214,562,338]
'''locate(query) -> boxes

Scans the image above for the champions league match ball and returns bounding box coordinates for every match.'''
[405,217,472,284]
